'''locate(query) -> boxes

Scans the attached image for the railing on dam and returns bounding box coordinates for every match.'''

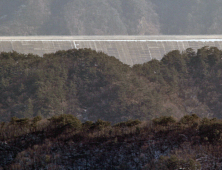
[0,35,222,66]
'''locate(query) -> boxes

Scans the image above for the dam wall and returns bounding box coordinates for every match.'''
[1,35,222,66]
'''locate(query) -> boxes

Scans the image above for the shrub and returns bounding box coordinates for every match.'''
[30,116,42,130]
[180,114,199,124]
[82,121,94,130]
[114,119,141,128]
[199,122,222,143]
[157,155,201,170]
[33,116,42,123]
[1,122,5,129]
[10,117,29,127]
[15,118,29,126]
[152,116,176,126]
[200,117,217,125]
[49,114,82,130]
[10,117,19,125]
[92,119,111,130]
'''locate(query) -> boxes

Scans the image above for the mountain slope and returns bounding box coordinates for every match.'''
[0,0,160,35]
[0,47,221,122]
[1,0,222,35]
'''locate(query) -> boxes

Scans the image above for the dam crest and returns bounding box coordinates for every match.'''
[1,35,222,66]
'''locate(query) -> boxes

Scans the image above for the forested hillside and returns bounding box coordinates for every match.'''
[0,0,222,35]
[0,46,221,123]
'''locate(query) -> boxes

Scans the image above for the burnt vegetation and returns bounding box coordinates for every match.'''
[1,114,222,169]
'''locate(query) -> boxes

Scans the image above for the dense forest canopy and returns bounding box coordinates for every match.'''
[0,46,221,123]
[0,0,222,35]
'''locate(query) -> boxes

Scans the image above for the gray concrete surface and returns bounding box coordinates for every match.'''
[1,35,222,65]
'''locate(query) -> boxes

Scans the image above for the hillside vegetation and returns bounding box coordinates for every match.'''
[0,46,221,123]
[0,0,222,35]
[1,114,222,169]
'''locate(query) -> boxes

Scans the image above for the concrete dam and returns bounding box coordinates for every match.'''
[1,35,222,66]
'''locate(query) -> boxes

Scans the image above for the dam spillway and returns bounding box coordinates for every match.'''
[1,35,222,66]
